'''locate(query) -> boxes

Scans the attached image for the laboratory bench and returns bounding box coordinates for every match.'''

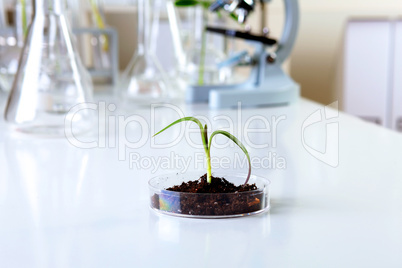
[0,90,402,268]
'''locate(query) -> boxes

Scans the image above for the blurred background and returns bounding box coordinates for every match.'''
[94,1,402,102]
[101,0,402,132]
[104,0,402,132]
[1,0,402,132]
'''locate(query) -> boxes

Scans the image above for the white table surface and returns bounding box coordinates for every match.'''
[1,90,402,268]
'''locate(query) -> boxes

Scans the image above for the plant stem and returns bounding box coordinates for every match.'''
[153,116,251,185]
[21,0,27,38]
[197,8,207,85]
[206,150,212,183]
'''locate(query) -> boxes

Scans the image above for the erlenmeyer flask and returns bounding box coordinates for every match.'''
[0,0,6,29]
[0,0,33,93]
[118,0,169,106]
[4,0,94,136]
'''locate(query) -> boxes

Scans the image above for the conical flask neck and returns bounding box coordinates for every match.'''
[136,0,151,55]
[33,0,64,16]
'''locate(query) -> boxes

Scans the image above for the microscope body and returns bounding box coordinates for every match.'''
[186,0,300,109]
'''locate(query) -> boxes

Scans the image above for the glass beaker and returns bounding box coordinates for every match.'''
[118,0,170,106]
[4,0,95,137]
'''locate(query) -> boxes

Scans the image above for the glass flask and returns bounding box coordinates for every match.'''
[0,34,20,92]
[0,0,27,93]
[14,0,33,47]
[168,3,232,86]
[4,0,95,137]
[118,0,170,106]
[0,0,6,29]
[65,0,92,72]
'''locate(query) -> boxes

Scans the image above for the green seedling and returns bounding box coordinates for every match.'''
[153,117,251,185]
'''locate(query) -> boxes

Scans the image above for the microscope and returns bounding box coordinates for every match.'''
[186,0,300,109]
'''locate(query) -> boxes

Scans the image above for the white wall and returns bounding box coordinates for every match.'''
[283,0,402,104]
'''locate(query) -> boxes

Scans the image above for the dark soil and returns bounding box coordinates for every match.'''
[151,174,265,216]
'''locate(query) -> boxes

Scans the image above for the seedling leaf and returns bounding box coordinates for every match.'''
[153,117,252,185]
[153,116,208,153]
[209,130,251,185]
[203,124,208,146]
[153,116,203,137]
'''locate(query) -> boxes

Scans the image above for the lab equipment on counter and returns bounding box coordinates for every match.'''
[167,0,232,87]
[186,0,300,109]
[0,26,18,93]
[118,0,170,106]
[72,27,119,85]
[4,0,95,136]
[0,0,5,30]
[0,0,27,92]
[68,0,119,85]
